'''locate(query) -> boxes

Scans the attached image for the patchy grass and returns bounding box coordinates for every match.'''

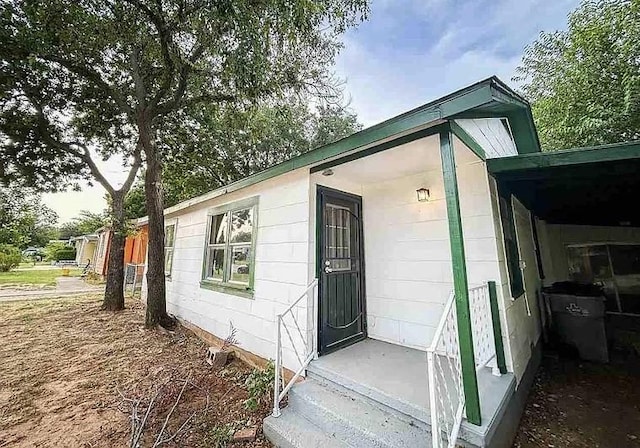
[18,261,49,268]
[0,295,272,447]
[0,268,81,287]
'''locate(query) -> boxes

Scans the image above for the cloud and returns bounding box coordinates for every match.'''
[45,1,581,222]
[336,0,580,126]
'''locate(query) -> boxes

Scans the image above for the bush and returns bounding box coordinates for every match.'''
[243,361,275,411]
[44,242,77,261]
[0,244,22,272]
[53,246,76,261]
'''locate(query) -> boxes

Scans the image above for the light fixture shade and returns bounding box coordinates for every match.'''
[416,188,430,202]
[322,168,334,176]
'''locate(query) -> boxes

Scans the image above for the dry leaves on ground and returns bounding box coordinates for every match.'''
[0,295,272,448]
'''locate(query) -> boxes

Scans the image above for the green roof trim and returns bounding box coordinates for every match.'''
[487,140,640,174]
[163,76,539,216]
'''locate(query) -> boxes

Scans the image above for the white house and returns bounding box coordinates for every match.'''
[70,234,98,268]
[141,77,640,448]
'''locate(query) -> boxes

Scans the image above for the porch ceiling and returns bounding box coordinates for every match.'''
[320,134,441,184]
[487,141,640,226]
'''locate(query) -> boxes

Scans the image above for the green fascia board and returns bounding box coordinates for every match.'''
[487,140,640,174]
[162,76,536,217]
[507,108,542,155]
[439,85,494,117]
[489,84,529,109]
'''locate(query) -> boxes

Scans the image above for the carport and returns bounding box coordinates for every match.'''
[488,141,640,446]
[487,140,640,324]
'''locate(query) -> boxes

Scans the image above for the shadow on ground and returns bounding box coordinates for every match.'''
[514,344,640,447]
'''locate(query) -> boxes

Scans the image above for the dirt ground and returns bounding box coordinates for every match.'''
[514,349,640,448]
[0,295,273,448]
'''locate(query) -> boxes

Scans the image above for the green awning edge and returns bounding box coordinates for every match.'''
[487,140,640,175]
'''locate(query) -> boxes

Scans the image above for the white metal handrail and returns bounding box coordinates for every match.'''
[469,283,499,375]
[427,291,465,448]
[272,278,318,418]
[428,282,502,447]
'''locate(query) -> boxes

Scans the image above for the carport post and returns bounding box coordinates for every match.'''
[439,128,481,426]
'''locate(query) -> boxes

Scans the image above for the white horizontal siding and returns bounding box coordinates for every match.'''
[164,169,312,372]
[362,165,453,351]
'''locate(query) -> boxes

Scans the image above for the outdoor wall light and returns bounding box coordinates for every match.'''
[416,188,430,202]
[322,168,334,176]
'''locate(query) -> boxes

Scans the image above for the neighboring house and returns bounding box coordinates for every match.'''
[93,220,149,278]
[139,77,640,448]
[124,222,148,265]
[93,227,112,276]
[71,234,98,267]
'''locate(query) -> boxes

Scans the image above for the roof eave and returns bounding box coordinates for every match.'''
[149,77,538,218]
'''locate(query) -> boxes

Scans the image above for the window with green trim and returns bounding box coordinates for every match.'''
[498,186,524,299]
[202,198,257,293]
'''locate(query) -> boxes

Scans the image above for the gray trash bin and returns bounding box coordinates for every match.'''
[545,292,608,363]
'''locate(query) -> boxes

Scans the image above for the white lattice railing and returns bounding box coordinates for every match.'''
[469,283,500,375]
[272,279,318,418]
[427,291,465,448]
[428,283,502,448]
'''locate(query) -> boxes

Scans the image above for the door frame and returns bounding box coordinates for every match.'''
[315,185,368,355]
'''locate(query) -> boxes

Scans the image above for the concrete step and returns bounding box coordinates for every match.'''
[307,362,432,428]
[263,409,351,448]
[289,378,431,448]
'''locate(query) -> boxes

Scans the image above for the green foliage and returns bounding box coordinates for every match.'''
[53,246,76,261]
[515,0,640,150]
[309,104,362,149]
[58,211,106,239]
[44,242,76,261]
[201,423,235,448]
[243,361,275,412]
[0,244,22,272]
[1,0,369,190]
[1,0,369,317]
[0,186,58,248]
[124,102,362,217]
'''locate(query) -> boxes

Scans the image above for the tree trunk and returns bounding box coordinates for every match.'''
[141,119,171,328]
[102,191,126,311]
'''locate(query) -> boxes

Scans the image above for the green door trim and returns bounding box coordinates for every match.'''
[439,129,482,426]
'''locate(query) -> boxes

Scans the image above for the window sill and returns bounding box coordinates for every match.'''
[200,280,254,299]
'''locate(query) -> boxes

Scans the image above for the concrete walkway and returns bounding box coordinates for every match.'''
[0,277,104,302]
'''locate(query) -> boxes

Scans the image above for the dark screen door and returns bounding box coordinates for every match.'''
[317,186,366,355]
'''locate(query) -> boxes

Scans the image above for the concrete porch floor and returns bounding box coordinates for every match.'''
[307,338,516,446]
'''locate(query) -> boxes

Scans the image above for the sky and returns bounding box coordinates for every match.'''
[43,0,580,224]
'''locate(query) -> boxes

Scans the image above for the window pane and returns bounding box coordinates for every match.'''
[230,245,251,285]
[230,208,253,243]
[210,214,228,244]
[325,204,352,271]
[165,224,175,248]
[164,248,173,275]
[206,247,225,281]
